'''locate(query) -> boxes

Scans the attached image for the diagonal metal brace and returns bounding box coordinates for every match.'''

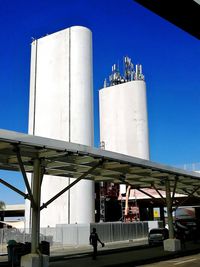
[137,188,165,206]
[0,178,30,199]
[137,188,157,200]
[172,176,178,203]
[152,184,165,204]
[175,185,200,210]
[117,178,165,205]
[40,160,103,210]
[14,146,34,206]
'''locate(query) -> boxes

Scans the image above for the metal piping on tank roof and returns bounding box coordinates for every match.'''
[103,56,145,88]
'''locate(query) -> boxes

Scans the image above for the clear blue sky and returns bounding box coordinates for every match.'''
[0,0,200,204]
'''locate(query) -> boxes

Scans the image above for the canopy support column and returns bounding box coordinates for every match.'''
[31,157,42,254]
[164,178,181,252]
[165,178,174,239]
[21,157,49,267]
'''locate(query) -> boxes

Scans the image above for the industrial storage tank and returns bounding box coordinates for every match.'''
[99,57,150,202]
[99,58,150,160]
[26,26,94,228]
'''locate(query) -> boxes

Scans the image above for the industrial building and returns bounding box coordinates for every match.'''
[98,57,200,223]
[26,26,152,227]
[25,25,180,226]
[26,26,94,228]
[24,25,198,230]
[99,56,149,160]
[99,57,150,222]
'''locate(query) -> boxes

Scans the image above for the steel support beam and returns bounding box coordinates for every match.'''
[15,147,34,206]
[172,176,178,202]
[0,178,29,199]
[137,188,157,200]
[31,158,43,254]
[137,187,165,206]
[152,184,165,203]
[165,179,174,239]
[40,161,102,210]
[120,179,165,206]
[175,185,200,209]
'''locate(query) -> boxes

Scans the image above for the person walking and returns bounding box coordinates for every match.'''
[89,227,104,260]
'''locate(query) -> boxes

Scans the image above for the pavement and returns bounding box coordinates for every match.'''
[1,238,200,267]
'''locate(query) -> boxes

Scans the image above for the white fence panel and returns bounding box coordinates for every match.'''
[0,221,156,252]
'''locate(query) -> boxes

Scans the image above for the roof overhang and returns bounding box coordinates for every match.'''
[0,204,25,217]
[134,0,200,40]
[0,129,200,197]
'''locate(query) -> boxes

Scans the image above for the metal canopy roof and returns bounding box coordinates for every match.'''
[0,129,200,198]
[134,0,200,40]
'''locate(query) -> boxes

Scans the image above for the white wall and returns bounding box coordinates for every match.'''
[99,80,150,196]
[99,81,150,160]
[26,26,94,228]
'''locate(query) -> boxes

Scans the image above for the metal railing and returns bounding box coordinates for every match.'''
[175,162,200,172]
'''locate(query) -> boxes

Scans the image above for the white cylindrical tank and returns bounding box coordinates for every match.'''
[99,80,150,160]
[99,80,149,196]
[26,26,94,228]
[69,27,94,224]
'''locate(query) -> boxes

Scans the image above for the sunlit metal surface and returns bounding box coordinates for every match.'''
[0,129,200,197]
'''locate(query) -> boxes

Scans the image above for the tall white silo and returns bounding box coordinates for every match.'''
[26,26,94,228]
[99,58,150,194]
